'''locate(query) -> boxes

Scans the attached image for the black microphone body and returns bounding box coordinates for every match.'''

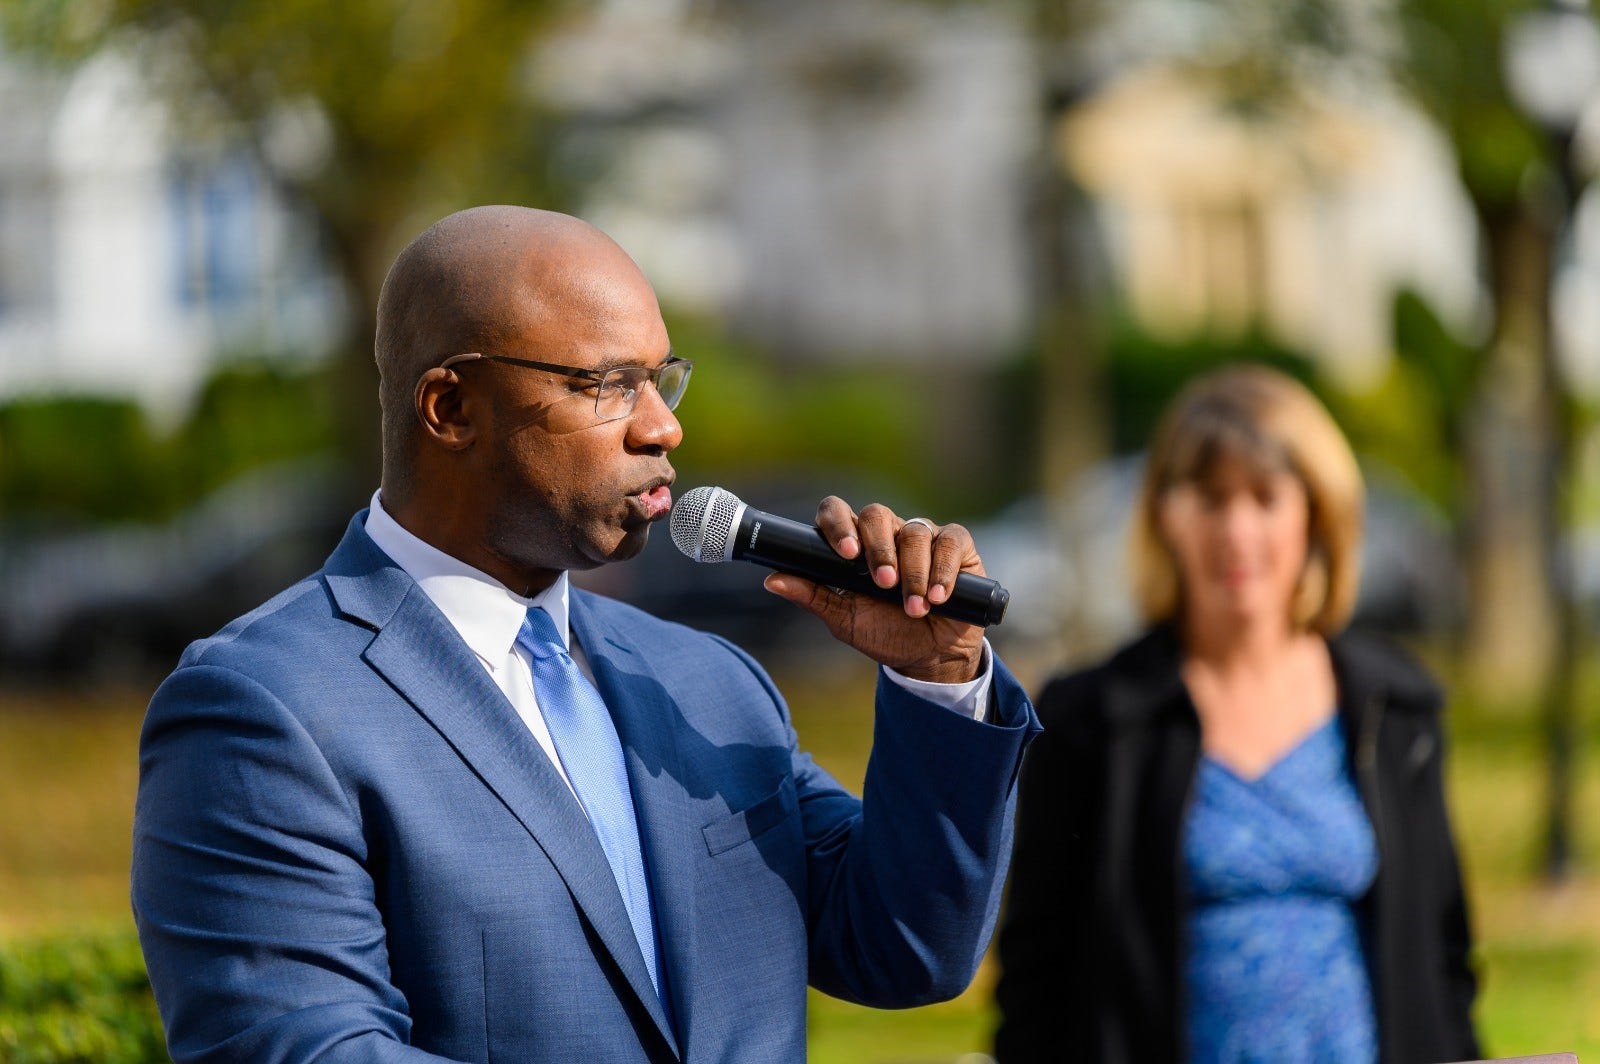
[727,504,1009,628]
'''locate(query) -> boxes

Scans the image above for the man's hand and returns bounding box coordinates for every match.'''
[762,497,986,684]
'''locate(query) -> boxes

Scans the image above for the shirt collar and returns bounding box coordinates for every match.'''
[363,490,570,665]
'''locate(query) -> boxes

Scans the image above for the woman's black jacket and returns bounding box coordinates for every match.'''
[993,626,1480,1063]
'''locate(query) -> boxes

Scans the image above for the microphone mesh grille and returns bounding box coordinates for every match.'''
[669,486,742,563]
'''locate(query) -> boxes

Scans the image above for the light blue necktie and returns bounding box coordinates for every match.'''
[516,606,664,1006]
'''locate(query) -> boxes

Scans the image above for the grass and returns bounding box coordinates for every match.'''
[4,656,1600,1061]
[0,691,142,939]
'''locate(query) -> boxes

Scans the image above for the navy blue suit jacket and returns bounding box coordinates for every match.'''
[132,514,1040,1062]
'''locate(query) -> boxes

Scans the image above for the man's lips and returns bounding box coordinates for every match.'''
[628,476,675,521]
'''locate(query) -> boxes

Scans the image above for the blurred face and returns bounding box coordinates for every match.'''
[1157,455,1310,630]
[470,259,683,580]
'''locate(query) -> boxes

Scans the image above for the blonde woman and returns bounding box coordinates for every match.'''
[994,365,1478,1063]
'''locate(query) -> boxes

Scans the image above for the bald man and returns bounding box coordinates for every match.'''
[132,207,1040,1063]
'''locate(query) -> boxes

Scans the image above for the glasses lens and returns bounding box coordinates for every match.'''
[657,360,691,410]
[593,360,692,421]
[594,370,638,421]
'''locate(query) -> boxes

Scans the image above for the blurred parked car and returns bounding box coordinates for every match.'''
[0,466,903,682]
[967,455,1464,663]
[0,459,353,682]
[1,455,1457,685]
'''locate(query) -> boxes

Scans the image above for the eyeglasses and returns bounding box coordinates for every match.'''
[438,352,693,422]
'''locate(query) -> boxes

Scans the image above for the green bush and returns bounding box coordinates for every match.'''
[0,929,165,1063]
[0,398,170,522]
[1099,314,1317,453]
[1079,298,1485,524]
[176,360,338,500]
[662,314,934,504]
[0,359,340,526]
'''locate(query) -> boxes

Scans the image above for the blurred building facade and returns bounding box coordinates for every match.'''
[538,0,1036,366]
[1059,66,1483,388]
[0,49,342,415]
[9,0,1600,409]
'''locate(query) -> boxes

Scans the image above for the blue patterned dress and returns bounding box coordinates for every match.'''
[1182,716,1379,1063]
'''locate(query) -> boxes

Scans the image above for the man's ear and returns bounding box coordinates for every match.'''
[415,367,477,450]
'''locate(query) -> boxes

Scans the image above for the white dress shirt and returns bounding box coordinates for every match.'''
[362,492,994,795]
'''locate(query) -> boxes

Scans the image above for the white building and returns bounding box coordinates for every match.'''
[12,0,1597,410]
[1057,64,1484,389]
[538,0,1037,366]
[0,48,342,416]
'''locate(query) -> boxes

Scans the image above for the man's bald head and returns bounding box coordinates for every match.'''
[374,206,657,495]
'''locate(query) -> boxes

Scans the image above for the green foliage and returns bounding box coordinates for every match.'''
[0,398,168,522]
[177,360,339,499]
[1327,363,1460,514]
[1392,288,1480,417]
[1098,315,1317,453]
[663,314,926,500]
[0,930,164,1064]
[0,360,339,524]
[1085,295,1482,522]
[2,0,582,483]
[1132,0,1556,214]
[1396,0,1550,210]
[1312,290,1482,515]
[0,0,572,254]
[0,324,944,524]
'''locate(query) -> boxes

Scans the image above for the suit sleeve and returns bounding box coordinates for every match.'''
[992,673,1101,1062]
[132,664,466,1064]
[714,638,1040,1008]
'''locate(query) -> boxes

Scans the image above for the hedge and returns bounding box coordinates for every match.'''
[0,929,165,1063]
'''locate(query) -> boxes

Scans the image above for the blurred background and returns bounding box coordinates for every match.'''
[2,0,1600,1059]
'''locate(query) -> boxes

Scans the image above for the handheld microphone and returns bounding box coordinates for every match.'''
[669,487,1009,627]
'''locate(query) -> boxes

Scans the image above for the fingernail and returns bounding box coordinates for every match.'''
[839,536,860,558]
[928,584,947,604]
[906,595,927,616]
[875,565,896,587]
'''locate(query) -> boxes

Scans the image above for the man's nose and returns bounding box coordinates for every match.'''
[626,381,683,453]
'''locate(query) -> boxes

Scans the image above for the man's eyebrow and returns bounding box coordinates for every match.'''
[595,347,676,372]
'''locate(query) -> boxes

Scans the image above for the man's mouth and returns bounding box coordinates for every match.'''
[628,477,674,521]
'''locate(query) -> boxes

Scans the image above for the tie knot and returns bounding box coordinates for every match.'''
[517,607,567,661]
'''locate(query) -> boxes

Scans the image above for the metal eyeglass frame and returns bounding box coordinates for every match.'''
[437,352,693,421]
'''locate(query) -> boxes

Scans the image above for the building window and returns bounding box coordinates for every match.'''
[0,182,56,319]
[168,155,260,313]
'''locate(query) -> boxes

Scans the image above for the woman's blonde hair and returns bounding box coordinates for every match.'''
[1129,364,1364,634]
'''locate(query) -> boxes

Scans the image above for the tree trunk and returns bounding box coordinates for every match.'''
[1032,89,1113,659]
[1462,203,1562,707]
[321,214,394,504]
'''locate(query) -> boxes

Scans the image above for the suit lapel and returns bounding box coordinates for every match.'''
[322,518,679,1056]
[570,592,701,1052]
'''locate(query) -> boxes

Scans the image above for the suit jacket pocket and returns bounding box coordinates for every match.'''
[702,776,798,857]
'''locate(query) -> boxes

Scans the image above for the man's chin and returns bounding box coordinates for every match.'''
[614,524,653,560]
[579,523,653,568]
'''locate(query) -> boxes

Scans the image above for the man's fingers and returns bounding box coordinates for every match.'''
[895,518,936,617]
[804,499,984,618]
[814,496,860,559]
[856,503,900,587]
[927,522,975,605]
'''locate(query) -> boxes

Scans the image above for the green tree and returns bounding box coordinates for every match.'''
[1395,0,1592,880]
[1393,0,1575,707]
[1006,0,1578,697]
[1012,0,1585,873]
[3,0,576,481]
